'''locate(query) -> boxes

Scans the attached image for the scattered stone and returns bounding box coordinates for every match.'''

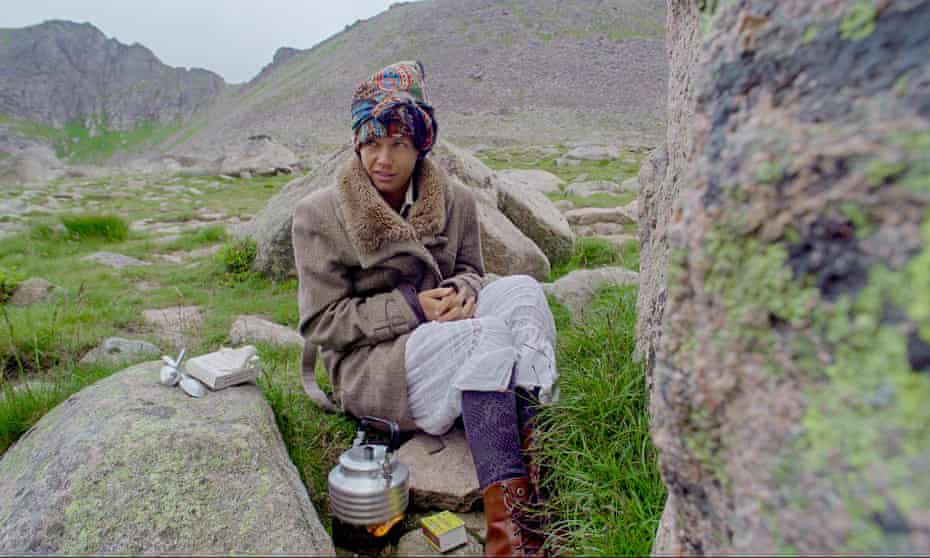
[495,169,564,195]
[219,135,298,178]
[542,266,639,322]
[78,337,161,365]
[554,157,581,167]
[622,199,639,219]
[8,277,59,307]
[397,428,481,512]
[133,281,160,292]
[564,206,637,227]
[553,199,574,211]
[573,225,595,237]
[620,177,640,193]
[82,252,149,269]
[396,526,483,557]
[142,305,202,348]
[565,145,620,161]
[592,222,627,236]
[153,235,182,246]
[0,361,335,555]
[601,234,638,249]
[565,180,620,196]
[229,315,303,347]
[157,253,184,264]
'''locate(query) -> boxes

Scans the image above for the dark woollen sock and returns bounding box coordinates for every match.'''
[515,386,541,430]
[461,389,527,491]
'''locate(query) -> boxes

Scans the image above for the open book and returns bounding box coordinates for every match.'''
[185,346,260,390]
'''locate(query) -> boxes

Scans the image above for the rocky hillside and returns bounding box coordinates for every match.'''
[166,0,667,160]
[0,1,665,167]
[0,20,225,160]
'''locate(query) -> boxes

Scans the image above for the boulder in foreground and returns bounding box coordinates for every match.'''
[0,361,334,555]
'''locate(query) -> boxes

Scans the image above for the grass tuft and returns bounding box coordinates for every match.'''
[551,237,639,280]
[537,285,665,556]
[61,214,129,242]
[255,343,355,533]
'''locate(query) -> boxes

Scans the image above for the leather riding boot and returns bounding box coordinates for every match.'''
[519,425,545,503]
[483,476,546,557]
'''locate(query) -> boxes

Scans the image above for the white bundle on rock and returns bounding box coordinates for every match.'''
[185,345,261,390]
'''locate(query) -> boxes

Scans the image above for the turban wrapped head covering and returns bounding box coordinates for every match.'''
[351,60,437,157]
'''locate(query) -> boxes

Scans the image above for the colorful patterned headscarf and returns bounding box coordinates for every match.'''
[351,60,437,157]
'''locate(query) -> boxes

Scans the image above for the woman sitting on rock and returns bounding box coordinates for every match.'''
[293,60,559,557]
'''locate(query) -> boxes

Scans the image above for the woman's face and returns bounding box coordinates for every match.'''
[359,135,419,197]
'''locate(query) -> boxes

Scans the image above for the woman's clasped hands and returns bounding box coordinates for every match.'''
[417,286,476,322]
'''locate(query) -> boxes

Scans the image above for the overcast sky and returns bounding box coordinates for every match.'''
[0,0,399,83]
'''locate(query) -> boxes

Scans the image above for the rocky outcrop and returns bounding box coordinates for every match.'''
[647,1,930,554]
[0,20,224,137]
[0,361,334,555]
[240,141,551,281]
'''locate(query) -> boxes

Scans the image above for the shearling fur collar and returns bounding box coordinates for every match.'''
[336,155,446,254]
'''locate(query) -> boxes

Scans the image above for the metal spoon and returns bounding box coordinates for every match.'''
[159,348,186,387]
[179,373,207,398]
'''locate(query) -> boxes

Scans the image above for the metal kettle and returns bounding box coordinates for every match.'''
[328,416,409,530]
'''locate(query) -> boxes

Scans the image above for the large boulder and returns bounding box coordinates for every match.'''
[219,135,298,177]
[477,203,550,281]
[497,176,574,266]
[240,141,550,280]
[234,145,353,278]
[0,361,334,555]
[648,1,930,554]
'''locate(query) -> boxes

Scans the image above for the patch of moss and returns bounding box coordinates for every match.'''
[802,25,820,44]
[840,1,877,41]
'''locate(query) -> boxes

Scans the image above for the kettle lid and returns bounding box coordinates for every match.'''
[339,443,397,473]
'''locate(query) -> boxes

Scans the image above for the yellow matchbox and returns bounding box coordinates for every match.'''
[421,511,467,553]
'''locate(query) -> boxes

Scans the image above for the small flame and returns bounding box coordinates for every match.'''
[366,513,404,537]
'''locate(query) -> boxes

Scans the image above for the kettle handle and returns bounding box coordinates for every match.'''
[358,416,401,453]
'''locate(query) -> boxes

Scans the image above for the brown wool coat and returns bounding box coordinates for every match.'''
[293,155,485,431]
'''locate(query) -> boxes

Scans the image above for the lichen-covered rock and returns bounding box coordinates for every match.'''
[0,361,334,555]
[650,1,930,554]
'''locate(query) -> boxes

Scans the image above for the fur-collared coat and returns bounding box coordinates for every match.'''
[293,155,485,431]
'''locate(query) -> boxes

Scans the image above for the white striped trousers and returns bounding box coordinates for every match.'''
[404,275,558,435]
